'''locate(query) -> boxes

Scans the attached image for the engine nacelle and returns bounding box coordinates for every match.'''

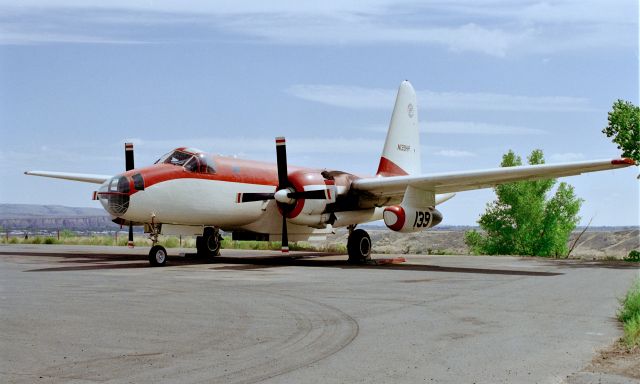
[285,170,337,227]
[383,205,442,233]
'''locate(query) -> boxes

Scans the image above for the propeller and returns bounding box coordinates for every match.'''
[275,137,291,253]
[125,142,135,248]
[236,137,328,253]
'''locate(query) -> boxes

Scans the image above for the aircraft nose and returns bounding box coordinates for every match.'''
[97,175,131,217]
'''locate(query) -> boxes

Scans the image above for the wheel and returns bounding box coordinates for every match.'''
[197,227,221,260]
[347,229,372,264]
[149,245,167,267]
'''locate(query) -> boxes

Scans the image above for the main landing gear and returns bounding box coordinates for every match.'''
[196,227,221,262]
[347,225,372,264]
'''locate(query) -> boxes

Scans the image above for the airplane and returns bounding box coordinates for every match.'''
[25,81,635,266]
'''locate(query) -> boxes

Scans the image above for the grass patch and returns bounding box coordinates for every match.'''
[618,279,640,346]
[1,234,346,253]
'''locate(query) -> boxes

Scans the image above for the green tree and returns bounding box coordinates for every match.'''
[465,149,583,257]
[602,99,640,164]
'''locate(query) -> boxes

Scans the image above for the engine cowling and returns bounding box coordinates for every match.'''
[284,170,337,227]
[383,204,442,233]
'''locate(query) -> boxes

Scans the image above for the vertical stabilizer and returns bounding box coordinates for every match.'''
[376,80,421,176]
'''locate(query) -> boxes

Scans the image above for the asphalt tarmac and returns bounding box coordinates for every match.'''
[1,245,638,384]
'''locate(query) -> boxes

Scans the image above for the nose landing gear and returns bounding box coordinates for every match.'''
[149,244,167,266]
[147,219,167,267]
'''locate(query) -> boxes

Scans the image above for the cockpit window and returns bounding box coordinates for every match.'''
[183,157,198,172]
[155,150,193,166]
[166,151,192,166]
[183,153,216,174]
[154,151,172,164]
[200,155,216,174]
[155,149,215,174]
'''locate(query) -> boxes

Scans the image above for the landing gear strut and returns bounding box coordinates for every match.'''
[147,220,167,267]
[347,225,371,264]
[196,227,221,261]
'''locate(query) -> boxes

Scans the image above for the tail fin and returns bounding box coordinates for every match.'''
[376,80,421,176]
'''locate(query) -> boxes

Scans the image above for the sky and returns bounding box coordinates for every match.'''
[0,0,638,226]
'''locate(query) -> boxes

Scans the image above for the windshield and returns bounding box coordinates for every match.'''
[184,153,216,174]
[155,150,193,166]
[155,149,216,174]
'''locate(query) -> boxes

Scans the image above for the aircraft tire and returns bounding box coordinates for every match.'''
[149,245,167,267]
[197,227,221,260]
[347,229,372,264]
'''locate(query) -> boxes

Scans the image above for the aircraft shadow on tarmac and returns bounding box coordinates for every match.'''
[0,250,572,276]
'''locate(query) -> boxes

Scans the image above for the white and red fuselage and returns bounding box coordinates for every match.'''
[97,147,384,239]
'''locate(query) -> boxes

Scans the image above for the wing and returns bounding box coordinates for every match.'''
[351,158,635,199]
[24,171,112,184]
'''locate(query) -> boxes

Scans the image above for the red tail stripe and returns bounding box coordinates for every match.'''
[377,157,408,177]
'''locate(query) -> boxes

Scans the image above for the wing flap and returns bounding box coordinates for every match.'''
[352,158,635,197]
[25,171,112,184]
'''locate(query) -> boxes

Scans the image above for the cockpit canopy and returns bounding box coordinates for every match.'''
[155,148,216,174]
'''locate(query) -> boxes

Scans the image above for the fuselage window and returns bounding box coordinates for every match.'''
[132,173,145,191]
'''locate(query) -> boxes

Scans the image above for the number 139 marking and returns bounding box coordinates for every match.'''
[413,211,432,228]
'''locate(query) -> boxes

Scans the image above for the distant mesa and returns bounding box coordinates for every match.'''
[0,204,117,231]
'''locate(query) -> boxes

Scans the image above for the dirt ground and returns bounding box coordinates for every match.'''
[589,342,640,379]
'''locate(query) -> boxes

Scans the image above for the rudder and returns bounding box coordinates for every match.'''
[376,80,421,176]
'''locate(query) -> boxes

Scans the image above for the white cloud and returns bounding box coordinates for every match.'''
[286,84,591,112]
[426,121,547,135]
[120,136,384,158]
[286,85,393,109]
[363,121,547,135]
[222,18,522,56]
[0,1,634,55]
[433,149,476,158]
[0,29,147,45]
[549,152,586,162]
[7,136,386,177]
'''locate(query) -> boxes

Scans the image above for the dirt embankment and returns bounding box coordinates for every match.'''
[325,228,639,259]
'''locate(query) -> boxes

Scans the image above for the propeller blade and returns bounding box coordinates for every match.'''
[125,142,135,171]
[287,189,327,200]
[236,192,275,203]
[275,137,288,188]
[275,137,290,254]
[128,224,134,248]
[281,215,289,253]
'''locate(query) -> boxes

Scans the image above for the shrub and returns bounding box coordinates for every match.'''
[624,314,640,346]
[624,250,640,262]
[162,237,179,248]
[618,279,640,346]
[43,237,57,244]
